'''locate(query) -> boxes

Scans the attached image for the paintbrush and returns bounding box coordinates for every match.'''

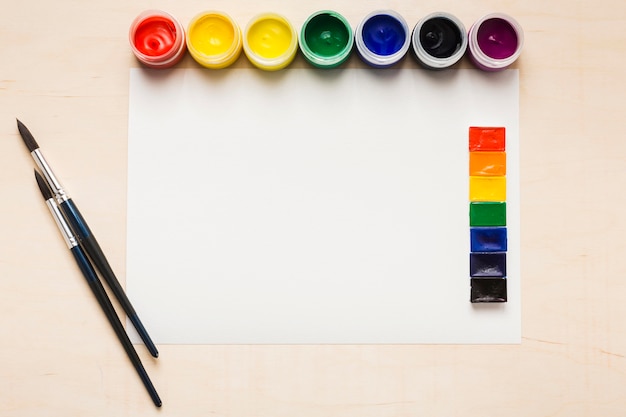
[17,119,159,358]
[34,170,162,407]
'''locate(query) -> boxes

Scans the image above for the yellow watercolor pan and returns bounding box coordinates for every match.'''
[469,176,506,201]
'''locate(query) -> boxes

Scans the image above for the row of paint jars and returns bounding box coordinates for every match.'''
[129,9,524,71]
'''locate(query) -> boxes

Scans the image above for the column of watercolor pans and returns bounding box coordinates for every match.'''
[128,10,524,71]
[468,127,508,303]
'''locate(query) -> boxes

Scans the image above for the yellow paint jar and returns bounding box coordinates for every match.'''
[243,13,298,71]
[187,11,242,69]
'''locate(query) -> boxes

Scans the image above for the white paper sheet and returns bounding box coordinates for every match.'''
[127,68,520,344]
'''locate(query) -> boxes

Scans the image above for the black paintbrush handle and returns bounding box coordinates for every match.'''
[59,198,159,358]
[70,245,162,407]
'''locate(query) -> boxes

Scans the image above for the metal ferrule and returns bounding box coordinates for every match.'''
[45,199,78,249]
[32,149,69,204]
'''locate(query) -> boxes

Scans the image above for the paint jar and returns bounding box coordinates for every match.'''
[355,10,411,68]
[243,13,298,71]
[129,10,186,69]
[299,10,353,69]
[467,13,524,71]
[186,11,242,69]
[411,12,467,70]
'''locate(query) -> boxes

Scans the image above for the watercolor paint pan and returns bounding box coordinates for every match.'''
[469,202,506,227]
[470,227,507,252]
[469,252,507,278]
[470,278,507,303]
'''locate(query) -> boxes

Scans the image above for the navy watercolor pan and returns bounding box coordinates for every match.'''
[469,252,506,277]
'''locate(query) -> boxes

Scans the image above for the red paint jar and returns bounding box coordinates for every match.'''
[129,10,186,69]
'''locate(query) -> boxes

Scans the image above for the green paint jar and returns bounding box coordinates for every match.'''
[299,10,353,68]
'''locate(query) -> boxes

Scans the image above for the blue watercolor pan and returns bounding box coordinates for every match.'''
[470,227,507,252]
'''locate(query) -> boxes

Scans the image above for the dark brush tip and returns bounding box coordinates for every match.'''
[34,170,54,201]
[16,119,40,152]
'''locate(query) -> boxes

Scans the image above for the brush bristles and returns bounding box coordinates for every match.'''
[34,170,54,201]
[16,119,40,152]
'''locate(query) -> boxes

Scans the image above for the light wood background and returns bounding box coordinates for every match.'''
[2,0,625,415]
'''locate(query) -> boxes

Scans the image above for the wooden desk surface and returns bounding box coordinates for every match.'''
[2,1,625,415]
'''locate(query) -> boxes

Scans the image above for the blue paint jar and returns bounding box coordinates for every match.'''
[355,10,410,68]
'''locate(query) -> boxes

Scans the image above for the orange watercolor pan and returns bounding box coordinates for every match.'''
[469,151,506,176]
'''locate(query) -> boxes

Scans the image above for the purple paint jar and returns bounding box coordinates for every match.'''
[468,13,523,71]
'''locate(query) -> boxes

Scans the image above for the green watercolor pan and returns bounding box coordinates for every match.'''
[470,202,506,227]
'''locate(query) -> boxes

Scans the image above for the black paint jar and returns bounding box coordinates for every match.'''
[411,12,467,70]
